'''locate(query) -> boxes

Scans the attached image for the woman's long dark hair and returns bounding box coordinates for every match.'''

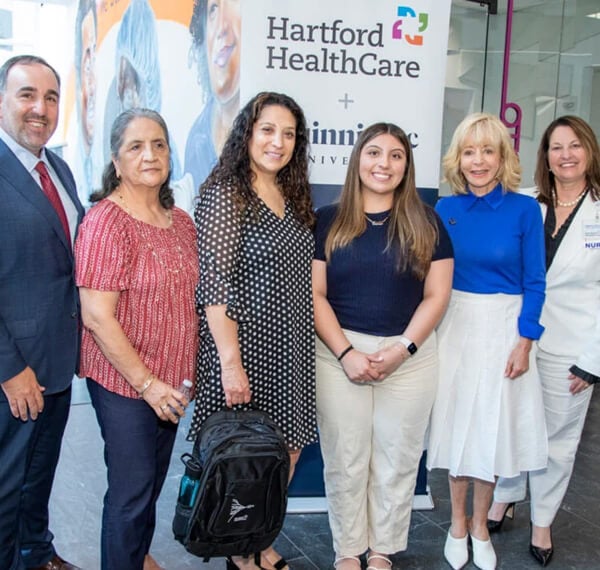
[200,91,314,227]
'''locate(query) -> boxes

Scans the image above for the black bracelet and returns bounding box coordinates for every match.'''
[337,344,353,361]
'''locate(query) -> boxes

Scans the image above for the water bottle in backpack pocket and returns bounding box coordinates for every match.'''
[172,453,202,540]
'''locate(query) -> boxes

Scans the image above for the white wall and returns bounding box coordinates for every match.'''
[0,0,77,150]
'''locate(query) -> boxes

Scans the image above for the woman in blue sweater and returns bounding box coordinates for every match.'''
[427,113,547,570]
[313,122,454,570]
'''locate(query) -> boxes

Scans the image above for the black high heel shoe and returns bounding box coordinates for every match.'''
[487,502,515,533]
[226,554,266,570]
[529,524,554,567]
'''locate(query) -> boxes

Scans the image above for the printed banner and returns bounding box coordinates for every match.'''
[241,0,452,193]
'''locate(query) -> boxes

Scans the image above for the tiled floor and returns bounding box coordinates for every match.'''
[50,378,600,569]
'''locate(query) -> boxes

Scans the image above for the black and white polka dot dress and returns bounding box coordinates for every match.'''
[188,182,317,450]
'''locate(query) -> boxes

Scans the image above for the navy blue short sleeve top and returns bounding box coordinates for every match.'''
[314,204,453,336]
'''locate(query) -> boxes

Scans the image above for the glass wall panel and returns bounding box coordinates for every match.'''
[443,0,600,192]
[509,0,600,184]
[443,2,489,149]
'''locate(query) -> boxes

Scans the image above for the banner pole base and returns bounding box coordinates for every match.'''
[287,487,435,514]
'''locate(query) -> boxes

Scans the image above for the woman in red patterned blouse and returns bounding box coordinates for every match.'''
[75,108,198,570]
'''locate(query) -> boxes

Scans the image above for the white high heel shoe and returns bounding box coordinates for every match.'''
[444,531,469,569]
[470,533,497,570]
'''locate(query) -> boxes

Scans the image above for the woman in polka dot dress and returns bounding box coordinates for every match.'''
[189,92,316,570]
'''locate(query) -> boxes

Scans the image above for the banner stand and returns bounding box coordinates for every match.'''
[288,497,329,514]
[288,491,434,514]
[287,446,435,514]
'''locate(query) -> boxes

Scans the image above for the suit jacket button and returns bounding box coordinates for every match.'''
[71,311,77,318]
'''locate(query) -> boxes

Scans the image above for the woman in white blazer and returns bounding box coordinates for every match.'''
[487,115,600,567]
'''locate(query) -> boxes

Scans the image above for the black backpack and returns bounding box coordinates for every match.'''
[173,407,290,561]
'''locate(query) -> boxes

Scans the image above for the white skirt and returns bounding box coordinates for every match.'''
[427,290,548,482]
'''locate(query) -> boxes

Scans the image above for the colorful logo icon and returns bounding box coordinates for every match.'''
[392,5,429,45]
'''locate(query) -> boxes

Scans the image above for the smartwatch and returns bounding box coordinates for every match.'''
[398,335,418,356]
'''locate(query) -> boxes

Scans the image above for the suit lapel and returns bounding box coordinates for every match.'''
[0,140,75,255]
[546,194,595,281]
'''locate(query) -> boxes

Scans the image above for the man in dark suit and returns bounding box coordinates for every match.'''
[0,55,84,570]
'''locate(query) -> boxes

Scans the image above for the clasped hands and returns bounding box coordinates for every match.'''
[341,343,409,383]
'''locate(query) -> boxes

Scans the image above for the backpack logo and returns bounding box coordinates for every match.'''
[228,498,255,523]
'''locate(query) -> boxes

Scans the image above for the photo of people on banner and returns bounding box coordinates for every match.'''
[69,0,241,214]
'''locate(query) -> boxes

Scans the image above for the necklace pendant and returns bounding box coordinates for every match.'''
[365,214,390,226]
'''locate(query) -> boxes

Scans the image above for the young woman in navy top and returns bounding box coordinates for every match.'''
[427,113,547,570]
[313,123,454,570]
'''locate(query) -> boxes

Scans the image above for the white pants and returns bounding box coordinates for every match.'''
[316,330,438,555]
[494,349,594,526]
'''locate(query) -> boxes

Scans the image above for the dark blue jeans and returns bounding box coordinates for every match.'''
[87,379,177,570]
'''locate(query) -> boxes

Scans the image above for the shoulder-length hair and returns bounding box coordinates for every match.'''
[200,91,314,228]
[443,113,521,194]
[534,115,600,206]
[324,122,438,280]
[92,108,174,209]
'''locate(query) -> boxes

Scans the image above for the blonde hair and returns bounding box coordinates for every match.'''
[443,113,521,195]
[325,122,438,280]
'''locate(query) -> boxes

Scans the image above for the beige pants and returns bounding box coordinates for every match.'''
[494,349,594,526]
[316,329,438,555]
